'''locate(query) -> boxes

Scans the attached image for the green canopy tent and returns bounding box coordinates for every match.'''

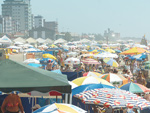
[0,59,71,93]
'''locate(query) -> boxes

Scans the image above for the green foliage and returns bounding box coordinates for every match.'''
[65,32,72,41]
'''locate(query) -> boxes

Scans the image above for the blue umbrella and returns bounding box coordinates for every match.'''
[72,83,114,96]
[132,53,147,59]
[28,63,42,68]
[115,49,122,53]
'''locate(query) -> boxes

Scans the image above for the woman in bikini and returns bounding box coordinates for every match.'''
[1,94,24,113]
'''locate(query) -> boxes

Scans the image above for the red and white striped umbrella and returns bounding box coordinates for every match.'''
[82,58,100,65]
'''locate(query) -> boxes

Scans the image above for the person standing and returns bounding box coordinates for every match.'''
[1,94,24,113]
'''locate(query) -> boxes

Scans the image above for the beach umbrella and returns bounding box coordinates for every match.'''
[132,53,147,59]
[120,82,150,93]
[23,59,40,64]
[101,73,128,86]
[105,48,115,53]
[28,63,42,68]
[50,44,57,48]
[72,76,113,86]
[72,84,115,96]
[103,58,119,67]
[67,52,78,57]
[120,47,150,55]
[94,52,118,59]
[143,61,150,65]
[114,49,122,53]
[42,54,56,60]
[144,64,150,70]
[65,57,80,64]
[74,88,150,109]
[23,48,41,52]
[80,54,94,58]
[81,58,100,65]
[83,71,102,77]
[81,49,88,52]
[33,103,87,113]
[124,48,130,51]
[68,81,78,89]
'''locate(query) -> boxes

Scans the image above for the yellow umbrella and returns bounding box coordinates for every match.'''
[72,76,113,86]
[50,44,57,48]
[91,49,98,52]
[83,71,102,77]
[42,54,56,60]
[105,48,115,53]
[36,103,87,113]
[120,47,150,55]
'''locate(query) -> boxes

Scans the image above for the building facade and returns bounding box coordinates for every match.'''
[43,20,58,34]
[2,0,32,33]
[34,15,43,28]
[29,27,55,39]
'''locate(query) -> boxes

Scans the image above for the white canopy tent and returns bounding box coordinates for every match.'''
[45,38,53,44]
[80,38,91,43]
[13,37,26,44]
[26,37,37,44]
[54,38,67,44]
[0,35,12,45]
[36,38,46,44]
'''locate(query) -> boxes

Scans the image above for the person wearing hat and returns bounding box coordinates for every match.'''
[32,104,41,111]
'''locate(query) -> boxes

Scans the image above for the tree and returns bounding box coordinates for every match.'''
[65,32,72,41]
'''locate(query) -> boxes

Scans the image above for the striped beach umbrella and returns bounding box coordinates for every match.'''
[72,76,113,86]
[65,57,80,64]
[103,58,119,67]
[120,82,150,93]
[81,58,100,65]
[74,88,150,109]
[101,73,128,86]
[72,83,115,96]
[83,71,102,77]
[33,103,87,113]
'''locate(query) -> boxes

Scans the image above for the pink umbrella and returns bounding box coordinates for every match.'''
[82,58,100,64]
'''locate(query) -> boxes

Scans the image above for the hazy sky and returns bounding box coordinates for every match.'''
[1,0,150,38]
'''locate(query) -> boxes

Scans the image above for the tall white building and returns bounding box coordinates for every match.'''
[34,15,43,28]
[2,0,32,33]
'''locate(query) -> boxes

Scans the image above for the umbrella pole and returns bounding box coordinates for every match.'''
[56,96,57,102]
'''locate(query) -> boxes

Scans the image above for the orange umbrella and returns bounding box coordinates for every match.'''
[120,47,150,55]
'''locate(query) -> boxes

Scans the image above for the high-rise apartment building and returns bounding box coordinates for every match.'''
[2,0,32,33]
[34,15,43,28]
[43,20,58,33]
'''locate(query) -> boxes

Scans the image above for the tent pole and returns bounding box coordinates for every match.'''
[32,97,34,113]
[65,94,68,103]
[69,93,72,104]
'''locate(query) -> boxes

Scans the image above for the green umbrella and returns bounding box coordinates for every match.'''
[124,48,129,51]
[120,82,144,93]
[0,59,71,93]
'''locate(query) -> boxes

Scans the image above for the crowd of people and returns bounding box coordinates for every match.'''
[1,45,150,113]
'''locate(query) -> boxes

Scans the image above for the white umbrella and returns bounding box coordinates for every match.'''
[23,48,41,52]
[94,52,118,59]
[67,52,78,57]
[23,59,40,64]
[14,41,24,45]
[68,81,78,89]
[65,57,80,64]
[7,46,21,49]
